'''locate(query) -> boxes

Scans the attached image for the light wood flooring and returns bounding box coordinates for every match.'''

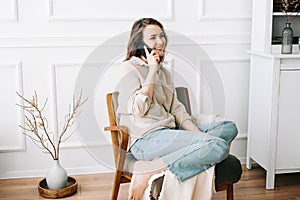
[1,165,300,200]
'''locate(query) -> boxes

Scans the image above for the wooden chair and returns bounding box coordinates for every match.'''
[104,87,242,200]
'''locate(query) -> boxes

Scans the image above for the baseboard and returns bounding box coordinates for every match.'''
[0,166,114,180]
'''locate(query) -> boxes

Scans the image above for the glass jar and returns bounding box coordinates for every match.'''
[281,23,293,54]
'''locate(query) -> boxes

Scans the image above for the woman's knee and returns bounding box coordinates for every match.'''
[207,138,229,163]
[224,121,238,139]
[215,139,229,161]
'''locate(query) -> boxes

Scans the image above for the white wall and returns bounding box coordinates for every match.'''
[0,0,252,179]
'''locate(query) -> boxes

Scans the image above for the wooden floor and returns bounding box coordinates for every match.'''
[1,165,300,200]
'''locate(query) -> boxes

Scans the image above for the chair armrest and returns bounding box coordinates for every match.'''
[104,125,127,133]
[104,125,130,171]
[104,125,129,151]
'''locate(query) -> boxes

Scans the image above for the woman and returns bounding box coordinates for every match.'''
[116,18,238,200]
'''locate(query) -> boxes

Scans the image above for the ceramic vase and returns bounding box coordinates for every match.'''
[281,22,293,54]
[46,159,68,190]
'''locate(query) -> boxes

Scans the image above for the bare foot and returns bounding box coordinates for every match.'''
[128,172,152,200]
[128,159,167,200]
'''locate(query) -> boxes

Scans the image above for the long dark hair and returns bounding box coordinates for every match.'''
[125,18,168,61]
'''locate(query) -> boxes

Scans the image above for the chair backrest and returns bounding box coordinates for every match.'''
[106,92,121,167]
[111,92,120,125]
[175,87,191,115]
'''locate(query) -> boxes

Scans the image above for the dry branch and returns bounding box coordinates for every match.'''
[281,0,300,22]
[17,90,88,160]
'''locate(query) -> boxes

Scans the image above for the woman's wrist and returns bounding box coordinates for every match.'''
[148,64,159,74]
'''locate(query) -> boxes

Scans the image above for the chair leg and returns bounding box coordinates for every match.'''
[226,184,234,200]
[111,170,123,200]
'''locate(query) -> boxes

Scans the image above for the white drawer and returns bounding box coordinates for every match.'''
[280,58,300,71]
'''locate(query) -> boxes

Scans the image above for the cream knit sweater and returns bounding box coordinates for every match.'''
[116,56,192,148]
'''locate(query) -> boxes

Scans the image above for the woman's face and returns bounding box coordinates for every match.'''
[142,24,166,58]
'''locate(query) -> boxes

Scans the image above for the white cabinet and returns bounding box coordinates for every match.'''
[247,52,300,189]
[247,0,300,189]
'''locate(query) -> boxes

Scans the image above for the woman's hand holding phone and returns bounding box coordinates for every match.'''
[144,45,160,73]
[141,45,160,99]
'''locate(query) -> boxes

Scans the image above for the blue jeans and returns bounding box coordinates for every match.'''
[130,121,238,182]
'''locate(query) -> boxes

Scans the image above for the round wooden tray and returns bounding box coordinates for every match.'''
[38,176,78,199]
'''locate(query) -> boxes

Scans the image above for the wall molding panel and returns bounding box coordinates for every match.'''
[48,0,174,21]
[0,35,251,48]
[198,0,252,21]
[0,63,25,152]
[0,0,18,22]
[51,62,112,149]
[51,63,85,149]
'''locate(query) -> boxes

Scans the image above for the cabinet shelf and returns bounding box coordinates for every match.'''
[272,37,299,45]
[273,12,299,16]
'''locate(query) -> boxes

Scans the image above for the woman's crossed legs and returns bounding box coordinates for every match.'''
[128,121,238,200]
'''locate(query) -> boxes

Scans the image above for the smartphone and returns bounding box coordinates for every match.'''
[135,40,152,58]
